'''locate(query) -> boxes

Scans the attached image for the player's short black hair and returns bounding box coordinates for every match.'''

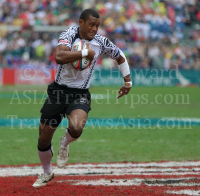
[79,9,100,22]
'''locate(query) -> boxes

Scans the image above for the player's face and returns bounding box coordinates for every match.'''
[79,15,100,40]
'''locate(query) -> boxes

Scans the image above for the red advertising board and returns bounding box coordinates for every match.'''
[15,66,53,85]
[3,68,15,85]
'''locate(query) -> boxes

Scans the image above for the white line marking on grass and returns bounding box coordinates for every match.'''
[74,180,200,187]
[67,161,200,168]
[56,178,200,187]
[167,190,200,195]
[0,164,200,177]
[74,179,141,186]
[1,161,200,177]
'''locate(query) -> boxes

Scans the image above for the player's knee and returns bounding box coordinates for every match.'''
[38,137,51,150]
[69,125,83,138]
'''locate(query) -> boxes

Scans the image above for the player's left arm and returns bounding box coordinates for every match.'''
[103,37,132,99]
[115,50,132,99]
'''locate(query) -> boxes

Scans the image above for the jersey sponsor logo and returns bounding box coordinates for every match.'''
[80,98,86,103]
[58,40,69,44]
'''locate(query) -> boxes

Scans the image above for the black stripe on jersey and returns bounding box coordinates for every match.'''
[102,36,120,59]
[93,34,104,54]
[59,30,69,40]
[81,59,96,89]
[55,65,64,83]
[71,29,80,46]
[81,69,92,89]
[105,38,109,46]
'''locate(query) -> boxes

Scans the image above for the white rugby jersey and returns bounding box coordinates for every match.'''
[55,26,120,89]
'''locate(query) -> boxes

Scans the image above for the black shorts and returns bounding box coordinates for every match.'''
[40,82,91,127]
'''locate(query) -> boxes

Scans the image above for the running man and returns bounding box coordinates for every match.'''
[33,8,132,187]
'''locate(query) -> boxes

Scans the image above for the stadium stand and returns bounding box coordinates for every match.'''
[0,0,199,69]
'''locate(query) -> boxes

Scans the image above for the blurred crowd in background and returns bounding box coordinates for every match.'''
[0,0,200,69]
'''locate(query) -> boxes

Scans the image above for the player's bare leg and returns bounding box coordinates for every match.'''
[56,109,88,168]
[33,123,56,187]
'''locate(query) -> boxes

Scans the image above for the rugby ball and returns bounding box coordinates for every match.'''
[71,40,90,71]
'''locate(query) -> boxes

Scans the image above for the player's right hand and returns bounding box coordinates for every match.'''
[85,43,95,62]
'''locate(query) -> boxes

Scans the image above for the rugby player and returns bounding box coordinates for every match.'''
[33,8,132,187]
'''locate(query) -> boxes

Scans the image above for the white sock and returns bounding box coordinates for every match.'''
[61,128,79,147]
[38,145,54,176]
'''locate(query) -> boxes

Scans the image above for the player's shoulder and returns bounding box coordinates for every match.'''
[62,26,79,35]
[93,33,110,46]
[59,26,79,42]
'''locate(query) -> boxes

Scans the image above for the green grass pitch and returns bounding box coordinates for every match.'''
[0,85,200,165]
